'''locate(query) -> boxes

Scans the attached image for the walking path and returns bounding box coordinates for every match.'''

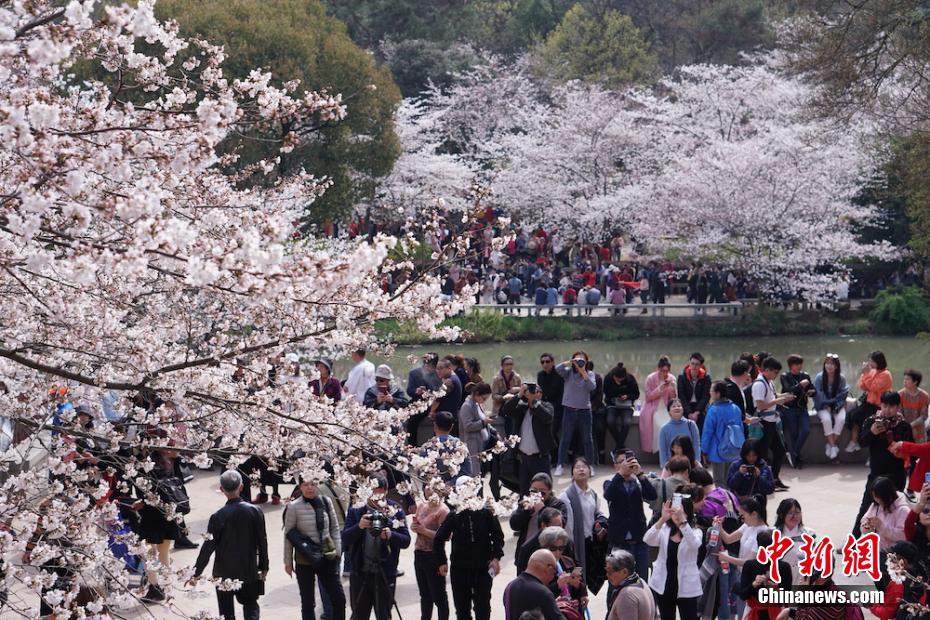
[149,463,876,620]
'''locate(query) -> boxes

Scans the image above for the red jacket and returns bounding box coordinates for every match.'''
[870,581,903,620]
[898,441,930,492]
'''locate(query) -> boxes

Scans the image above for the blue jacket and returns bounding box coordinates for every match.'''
[546,287,558,305]
[813,371,849,411]
[342,501,410,576]
[534,287,548,305]
[603,473,657,545]
[726,458,775,497]
[701,399,745,464]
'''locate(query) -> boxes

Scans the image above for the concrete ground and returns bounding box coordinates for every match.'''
[145,461,878,620]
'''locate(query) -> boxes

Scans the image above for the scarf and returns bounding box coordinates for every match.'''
[684,366,707,382]
[565,483,591,583]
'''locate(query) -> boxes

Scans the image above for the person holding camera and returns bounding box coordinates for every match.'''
[604,450,657,579]
[554,352,596,476]
[434,478,505,620]
[778,354,815,469]
[363,365,410,411]
[284,478,346,620]
[341,475,411,620]
[501,383,556,494]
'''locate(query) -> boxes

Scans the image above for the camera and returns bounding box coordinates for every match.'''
[573,358,586,368]
[525,383,538,394]
[367,509,388,536]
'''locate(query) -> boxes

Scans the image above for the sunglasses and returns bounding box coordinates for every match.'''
[548,544,566,552]
[923,506,930,515]
[825,353,839,360]
[540,359,553,364]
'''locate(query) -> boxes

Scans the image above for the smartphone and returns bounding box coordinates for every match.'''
[624,449,635,461]
[924,472,930,485]
[672,493,682,509]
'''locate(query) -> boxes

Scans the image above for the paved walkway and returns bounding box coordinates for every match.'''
[144,462,877,620]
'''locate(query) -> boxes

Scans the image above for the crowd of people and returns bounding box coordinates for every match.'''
[29,345,930,620]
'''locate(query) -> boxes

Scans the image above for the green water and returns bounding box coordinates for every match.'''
[348,336,930,389]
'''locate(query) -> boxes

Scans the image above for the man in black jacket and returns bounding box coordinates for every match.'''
[537,353,564,463]
[504,549,566,620]
[725,360,752,417]
[779,354,815,469]
[678,352,712,429]
[508,474,568,558]
[192,470,269,620]
[502,383,556,494]
[603,451,657,579]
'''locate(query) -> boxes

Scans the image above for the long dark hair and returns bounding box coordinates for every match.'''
[822,355,841,398]
[670,435,697,468]
[741,496,768,525]
[870,477,899,512]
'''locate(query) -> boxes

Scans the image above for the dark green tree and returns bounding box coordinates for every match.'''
[157,0,402,226]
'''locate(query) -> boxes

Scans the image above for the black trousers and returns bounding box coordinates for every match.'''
[296,561,346,620]
[407,411,429,446]
[414,550,449,620]
[216,580,261,620]
[853,470,906,538]
[653,589,698,620]
[518,452,551,495]
[759,420,785,479]
[598,406,634,456]
[450,562,492,620]
[350,570,394,620]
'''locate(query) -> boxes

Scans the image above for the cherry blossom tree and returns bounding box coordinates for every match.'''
[0,1,499,616]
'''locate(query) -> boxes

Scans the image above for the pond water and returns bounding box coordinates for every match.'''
[351,335,930,392]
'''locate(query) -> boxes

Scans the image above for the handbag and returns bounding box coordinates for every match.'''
[286,528,324,569]
[157,476,191,514]
[178,461,194,483]
[483,422,500,451]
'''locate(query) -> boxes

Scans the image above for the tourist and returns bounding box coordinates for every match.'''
[345,348,375,404]
[533,526,585,603]
[640,356,677,454]
[464,358,484,395]
[503,549,565,620]
[501,385,556,494]
[432,360,464,419]
[538,353,565,465]
[446,355,471,401]
[406,353,441,445]
[514,508,568,574]
[701,381,745,486]
[901,369,930,443]
[341,474,410,620]
[434,480,504,620]
[860,476,910,550]
[665,435,701,474]
[726,440,775,508]
[546,283,559,315]
[772,498,817,584]
[846,350,894,453]
[604,549,656,620]
[554,352,596,476]
[363,365,410,411]
[310,357,341,402]
[644,496,702,620]
[191,471,269,620]
[600,363,640,458]
[751,357,796,491]
[510,472,568,554]
[732,530,792,620]
[779,354,815,469]
[584,285,601,315]
[412,487,450,620]
[648,456,691,520]
[716,497,769,620]
[608,285,626,316]
[853,391,913,537]
[491,355,523,424]
[724,360,752,417]
[458,382,493,478]
[136,448,186,603]
[604,450,657,578]
[814,354,850,461]
[283,478,346,620]
[678,353,711,428]
[558,457,605,586]
[507,272,524,312]
[659,399,701,469]
[421,410,472,481]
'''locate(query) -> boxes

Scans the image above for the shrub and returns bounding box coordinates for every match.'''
[869,287,930,334]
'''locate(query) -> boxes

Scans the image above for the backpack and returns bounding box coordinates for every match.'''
[717,409,745,462]
[495,288,508,304]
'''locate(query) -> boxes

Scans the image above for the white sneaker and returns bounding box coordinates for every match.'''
[844,441,860,453]
[554,465,564,477]
[825,445,833,459]
[830,445,840,460]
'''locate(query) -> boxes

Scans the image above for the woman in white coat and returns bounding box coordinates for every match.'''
[643,494,703,620]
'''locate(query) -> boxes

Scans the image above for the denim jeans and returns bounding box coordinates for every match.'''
[716,566,733,620]
[781,408,811,460]
[557,406,594,466]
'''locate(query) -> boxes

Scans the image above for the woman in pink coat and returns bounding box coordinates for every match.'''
[640,356,678,453]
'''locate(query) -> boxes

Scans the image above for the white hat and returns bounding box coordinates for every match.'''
[375,364,394,381]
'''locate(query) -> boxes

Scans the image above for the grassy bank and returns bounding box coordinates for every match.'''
[374,306,878,345]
